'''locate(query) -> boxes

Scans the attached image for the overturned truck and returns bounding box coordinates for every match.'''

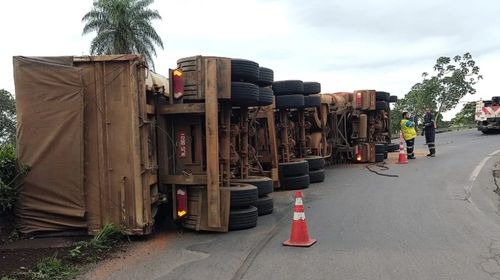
[13,55,397,235]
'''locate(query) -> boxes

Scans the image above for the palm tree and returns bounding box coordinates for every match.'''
[82,0,164,69]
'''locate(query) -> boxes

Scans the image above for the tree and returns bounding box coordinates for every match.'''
[419,52,482,122]
[390,52,482,134]
[451,101,476,126]
[82,0,164,69]
[0,89,16,145]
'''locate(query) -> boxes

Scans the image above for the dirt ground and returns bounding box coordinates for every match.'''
[0,213,89,278]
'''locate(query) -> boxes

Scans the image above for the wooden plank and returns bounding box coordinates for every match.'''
[216,58,231,99]
[157,103,206,115]
[204,58,221,228]
[161,174,208,185]
[264,103,280,187]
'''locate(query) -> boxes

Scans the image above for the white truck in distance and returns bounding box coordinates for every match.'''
[475,96,500,134]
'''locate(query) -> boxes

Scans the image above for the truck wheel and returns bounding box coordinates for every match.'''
[275,94,305,109]
[258,87,274,106]
[231,82,259,107]
[375,153,384,162]
[272,80,304,95]
[303,82,321,95]
[258,67,274,87]
[229,206,258,230]
[375,101,388,110]
[279,160,309,177]
[389,95,398,103]
[309,169,325,183]
[231,59,259,83]
[250,195,274,216]
[232,176,273,197]
[304,94,321,108]
[387,143,400,152]
[305,156,325,171]
[280,174,310,190]
[375,143,386,153]
[230,183,258,208]
[376,91,390,101]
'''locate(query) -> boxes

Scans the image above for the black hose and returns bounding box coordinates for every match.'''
[365,163,399,178]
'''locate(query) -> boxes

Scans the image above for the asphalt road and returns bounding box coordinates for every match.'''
[85,129,500,280]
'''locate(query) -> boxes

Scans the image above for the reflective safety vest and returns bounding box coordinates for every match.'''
[400,119,417,140]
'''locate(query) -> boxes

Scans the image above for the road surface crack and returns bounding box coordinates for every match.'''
[479,240,500,279]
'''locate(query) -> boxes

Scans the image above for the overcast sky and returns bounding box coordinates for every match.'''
[1,0,499,119]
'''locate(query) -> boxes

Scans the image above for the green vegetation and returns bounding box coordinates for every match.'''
[29,256,78,280]
[0,144,19,212]
[69,223,125,262]
[0,89,16,145]
[391,53,482,134]
[82,0,164,69]
[451,101,476,126]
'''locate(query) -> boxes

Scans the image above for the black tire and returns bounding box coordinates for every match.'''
[230,183,258,208]
[484,100,492,107]
[250,195,274,216]
[279,160,309,177]
[375,91,390,101]
[309,169,325,183]
[375,143,386,153]
[232,176,273,197]
[275,94,305,109]
[231,82,259,107]
[280,174,310,190]
[387,143,400,152]
[258,67,274,87]
[304,94,321,108]
[303,82,321,95]
[231,59,259,83]
[229,206,258,231]
[258,87,274,106]
[376,101,388,110]
[272,80,304,95]
[375,153,384,162]
[305,156,325,171]
[389,95,398,103]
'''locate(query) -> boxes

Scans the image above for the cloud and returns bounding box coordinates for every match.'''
[1,0,499,121]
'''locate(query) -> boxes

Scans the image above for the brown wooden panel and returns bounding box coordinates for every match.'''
[204,58,221,228]
[157,103,206,115]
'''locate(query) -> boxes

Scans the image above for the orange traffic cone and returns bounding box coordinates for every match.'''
[283,191,317,247]
[397,132,408,164]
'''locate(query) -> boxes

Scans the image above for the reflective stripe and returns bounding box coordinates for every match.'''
[293,212,306,220]
[295,198,303,206]
[407,146,414,149]
[427,142,435,145]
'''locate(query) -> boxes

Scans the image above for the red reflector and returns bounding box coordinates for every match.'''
[176,187,187,218]
[172,69,184,99]
[356,92,362,108]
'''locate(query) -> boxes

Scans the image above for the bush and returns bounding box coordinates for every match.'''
[0,144,18,212]
[0,144,28,212]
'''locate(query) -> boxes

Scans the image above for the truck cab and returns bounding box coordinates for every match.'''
[475,97,500,134]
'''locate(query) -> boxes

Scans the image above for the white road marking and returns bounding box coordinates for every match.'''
[469,149,500,182]
[465,149,500,202]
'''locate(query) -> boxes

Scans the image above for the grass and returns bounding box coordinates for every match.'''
[68,223,125,262]
[4,224,125,280]
[29,256,78,280]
